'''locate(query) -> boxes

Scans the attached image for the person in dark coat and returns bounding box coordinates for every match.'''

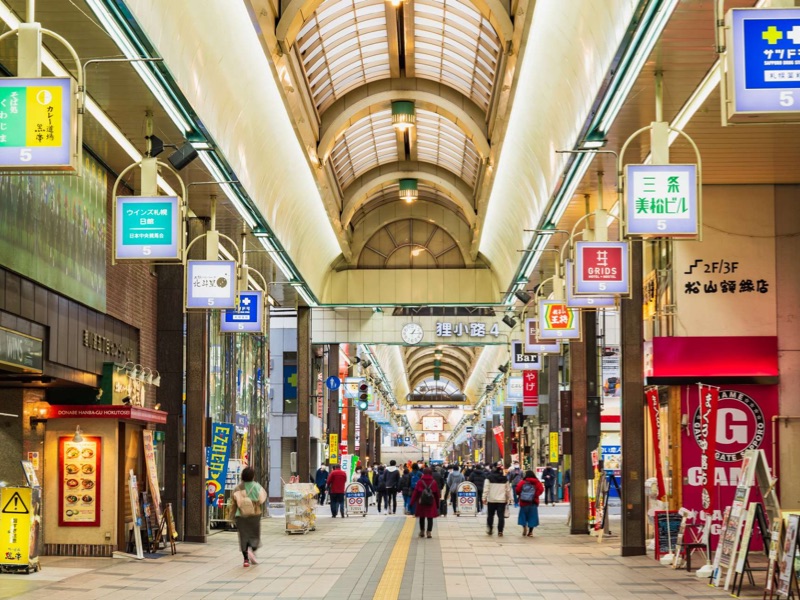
[542,465,557,506]
[468,464,487,513]
[357,469,375,514]
[314,464,329,505]
[399,466,412,514]
[410,468,440,538]
[408,463,422,513]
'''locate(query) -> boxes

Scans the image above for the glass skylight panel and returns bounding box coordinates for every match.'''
[331,110,398,188]
[415,109,479,187]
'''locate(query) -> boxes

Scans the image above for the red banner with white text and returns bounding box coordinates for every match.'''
[646,388,667,500]
[493,425,505,458]
[523,370,538,407]
[697,384,718,513]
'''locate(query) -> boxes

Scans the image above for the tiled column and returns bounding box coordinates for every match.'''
[569,311,591,535]
[503,406,512,468]
[297,306,312,483]
[326,345,340,464]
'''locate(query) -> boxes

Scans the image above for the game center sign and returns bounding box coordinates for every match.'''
[691,389,766,463]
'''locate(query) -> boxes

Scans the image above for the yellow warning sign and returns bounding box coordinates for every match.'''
[2,490,30,514]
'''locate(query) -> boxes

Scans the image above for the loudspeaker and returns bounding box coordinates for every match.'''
[167,142,198,171]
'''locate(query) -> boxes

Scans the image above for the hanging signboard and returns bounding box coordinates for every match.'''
[115,196,181,261]
[522,370,538,407]
[624,164,698,237]
[564,260,617,309]
[574,241,630,295]
[549,432,559,463]
[329,433,339,463]
[186,260,237,309]
[726,8,800,122]
[524,319,561,354]
[538,300,581,340]
[0,77,77,171]
[58,435,101,526]
[221,290,264,333]
[511,341,541,370]
[507,376,522,402]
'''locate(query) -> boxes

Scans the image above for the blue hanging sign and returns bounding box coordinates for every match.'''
[221,290,264,333]
[326,376,341,391]
[727,8,800,118]
[205,422,234,501]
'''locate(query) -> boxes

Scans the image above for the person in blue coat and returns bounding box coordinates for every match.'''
[315,464,329,505]
[357,469,375,514]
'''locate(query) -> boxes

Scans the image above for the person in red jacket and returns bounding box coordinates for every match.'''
[515,470,544,537]
[410,468,440,538]
[326,464,348,518]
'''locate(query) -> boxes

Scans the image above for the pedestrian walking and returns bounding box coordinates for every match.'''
[446,465,465,515]
[483,465,511,536]
[468,464,487,513]
[315,464,329,506]
[507,465,522,507]
[384,460,401,514]
[229,466,267,567]
[326,463,347,518]
[410,467,440,538]
[399,465,412,514]
[375,465,387,513]
[357,468,375,513]
[542,465,557,506]
[408,463,422,513]
[516,470,544,537]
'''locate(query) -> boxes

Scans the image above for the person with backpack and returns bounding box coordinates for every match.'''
[375,465,387,513]
[383,460,401,514]
[410,468,440,538]
[229,466,267,567]
[482,465,511,536]
[516,470,544,537]
[399,465,412,514]
[408,463,422,513]
[357,468,375,514]
[468,465,487,514]
[446,465,466,515]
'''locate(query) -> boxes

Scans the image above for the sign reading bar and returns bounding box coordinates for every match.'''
[727,8,800,120]
[511,341,541,370]
[221,290,264,333]
[538,300,581,340]
[115,196,181,260]
[565,260,616,308]
[186,260,236,309]
[625,164,698,237]
[574,241,630,295]
[0,77,76,171]
[524,319,561,354]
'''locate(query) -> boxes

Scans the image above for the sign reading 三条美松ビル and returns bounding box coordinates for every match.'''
[625,164,698,237]
[186,260,237,309]
[220,291,264,333]
[726,8,800,120]
[565,260,617,309]
[524,319,561,354]
[0,77,76,171]
[511,341,541,370]
[538,301,581,340]
[115,196,181,260]
[574,241,630,295]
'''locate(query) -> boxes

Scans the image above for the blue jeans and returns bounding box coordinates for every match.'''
[403,494,411,512]
[330,493,345,517]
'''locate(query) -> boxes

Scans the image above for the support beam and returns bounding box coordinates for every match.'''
[297,307,312,483]
[485,418,493,465]
[347,397,356,461]
[375,424,381,464]
[359,409,368,463]
[569,311,591,535]
[326,345,340,464]
[621,242,646,556]
[503,405,512,468]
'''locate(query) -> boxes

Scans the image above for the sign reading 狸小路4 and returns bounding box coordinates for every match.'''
[625,164,698,237]
[726,8,800,120]
[574,241,630,296]
[186,260,237,310]
[115,196,181,260]
[0,77,77,171]
[220,290,264,333]
[538,300,581,340]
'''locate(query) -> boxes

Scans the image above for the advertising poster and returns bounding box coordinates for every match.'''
[142,430,163,525]
[206,423,234,503]
[681,385,777,546]
[777,514,800,597]
[0,486,38,566]
[58,436,101,526]
[601,346,620,398]
[646,388,666,501]
[346,482,366,515]
[456,481,477,515]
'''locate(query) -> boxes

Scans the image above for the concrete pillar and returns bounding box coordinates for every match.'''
[326,345,340,463]
[621,242,646,556]
[297,307,312,483]
[503,405,513,468]
[347,397,356,459]
[359,409,367,463]
[184,217,208,543]
[548,355,560,465]
[569,310,591,535]
[374,424,381,464]
[485,419,493,465]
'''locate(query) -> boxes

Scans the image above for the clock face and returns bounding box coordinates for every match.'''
[401,323,424,345]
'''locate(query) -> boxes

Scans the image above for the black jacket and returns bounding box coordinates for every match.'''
[384,466,401,489]
[399,472,412,494]
[433,469,446,491]
[468,469,486,491]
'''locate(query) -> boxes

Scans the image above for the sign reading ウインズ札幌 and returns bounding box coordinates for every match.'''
[115,196,181,260]
[625,164,698,237]
[538,300,581,340]
[574,241,630,295]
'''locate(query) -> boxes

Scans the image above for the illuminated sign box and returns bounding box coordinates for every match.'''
[511,341,541,370]
[624,164,698,237]
[186,260,236,309]
[221,290,264,333]
[115,196,181,260]
[564,260,616,309]
[574,241,630,295]
[726,8,800,122]
[524,319,561,354]
[421,416,444,431]
[538,300,581,340]
[0,77,77,171]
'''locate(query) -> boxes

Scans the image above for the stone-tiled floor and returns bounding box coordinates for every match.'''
[0,506,762,599]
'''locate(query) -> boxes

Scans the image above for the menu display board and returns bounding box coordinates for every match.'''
[58,436,101,526]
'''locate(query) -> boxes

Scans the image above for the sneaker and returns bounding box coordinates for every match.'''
[419,532,425,538]
[486,527,493,535]
[426,532,432,539]
[247,548,258,564]
[243,560,250,568]
[498,532,504,537]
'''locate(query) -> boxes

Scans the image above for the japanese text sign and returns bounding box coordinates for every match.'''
[524,319,561,353]
[574,241,630,295]
[115,196,181,260]
[186,260,236,309]
[435,321,499,338]
[523,370,538,407]
[0,77,76,171]
[221,290,264,333]
[206,422,234,500]
[565,260,616,308]
[538,300,581,340]
[625,164,698,237]
[727,8,800,116]
[511,341,541,370]
[507,376,522,400]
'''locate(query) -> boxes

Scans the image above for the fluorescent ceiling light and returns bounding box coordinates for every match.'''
[258,236,294,281]
[295,285,317,307]
[198,152,257,228]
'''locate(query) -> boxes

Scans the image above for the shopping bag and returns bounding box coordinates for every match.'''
[504,504,510,519]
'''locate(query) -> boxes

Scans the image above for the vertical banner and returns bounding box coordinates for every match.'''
[549,431,559,464]
[142,431,163,526]
[523,370,539,407]
[206,423,234,504]
[698,384,719,514]
[646,388,667,500]
[329,433,339,464]
[340,404,348,455]
[493,425,505,458]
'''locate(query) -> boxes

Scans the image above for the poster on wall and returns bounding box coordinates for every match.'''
[142,431,163,526]
[681,384,777,546]
[58,435,101,526]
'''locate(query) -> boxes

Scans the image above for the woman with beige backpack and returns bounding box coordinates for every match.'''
[229,466,267,567]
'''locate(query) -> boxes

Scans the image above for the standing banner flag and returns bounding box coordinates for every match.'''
[697,384,719,514]
[646,388,667,500]
[206,423,234,504]
[492,426,505,458]
[522,370,539,407]
[142,431,163,526]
